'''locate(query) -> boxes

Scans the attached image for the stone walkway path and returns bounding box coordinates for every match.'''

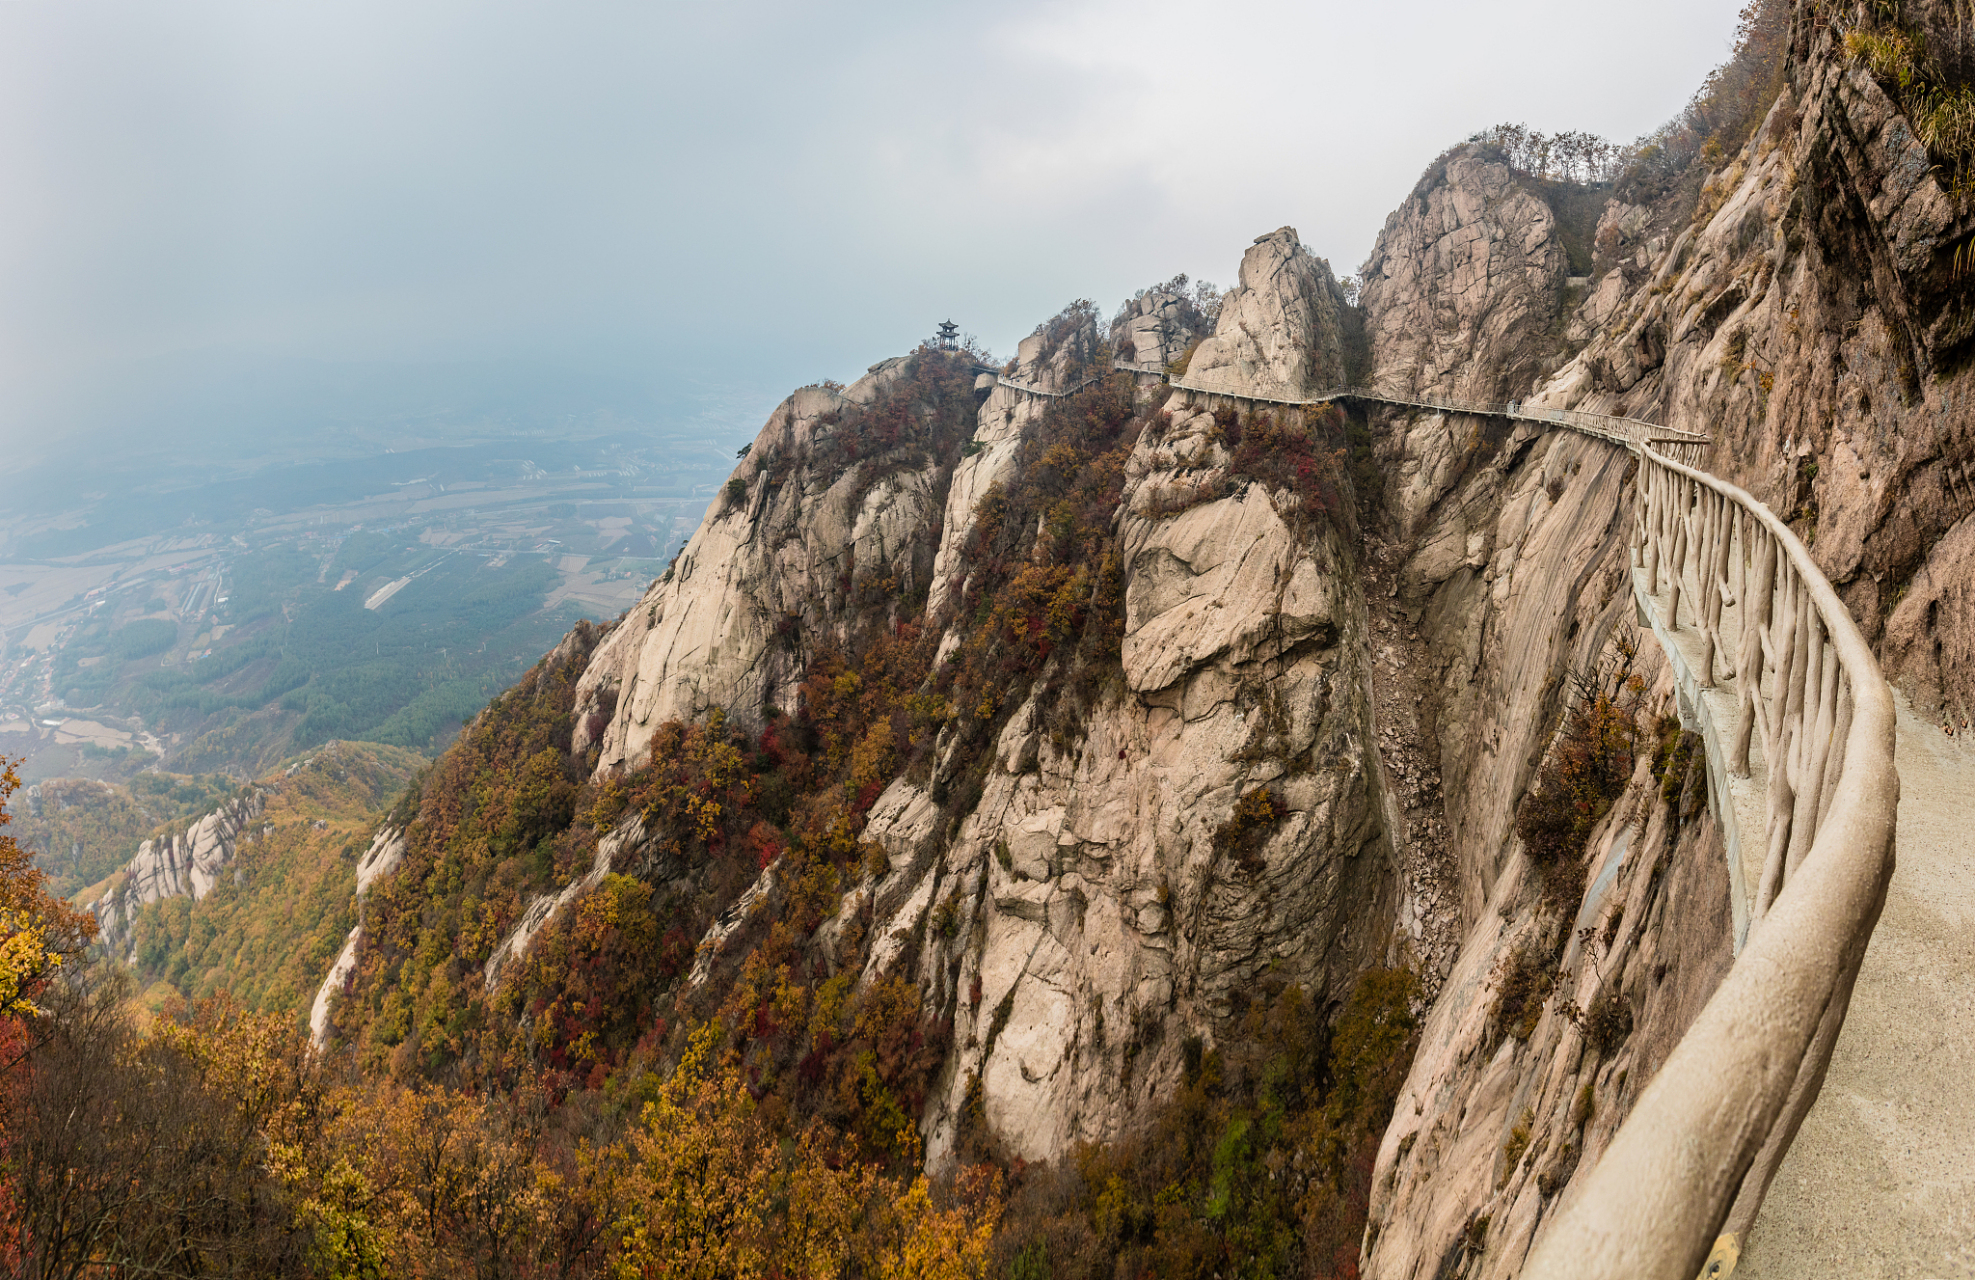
[1739,694,1975,1278]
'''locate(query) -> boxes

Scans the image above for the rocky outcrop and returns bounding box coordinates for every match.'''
[89,789,266,957]
[815,257,1397,1168]
[309,824,405,1048]
[869,393,1398,1168]
[1487,29,1975,725]
[1111,289,1204,370]
[1179,227,1348,399]
[1342,120,1736,1280]
[1360,147,1570,407]
[1352,148,1646,927]
[572,356,954,769]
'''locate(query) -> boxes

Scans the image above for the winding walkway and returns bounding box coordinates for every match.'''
[1125,367,1908,1277]
[1165,374,1713,459]
[1737,697,1975,1279]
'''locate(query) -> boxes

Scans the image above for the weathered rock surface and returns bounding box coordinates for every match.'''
[1360,147,1570,411]
[573,357,945,769]
[874,389,1399,1168]
[1179,227,1348,399]
[1111,288,1204,370]
[1350,128,1738,1279]
[558,252,1408,1170]
[1355,146,1646,928]
[1552,39,1975,723]
[330,15,1975,1262]
[89,789,267,957]
[1365,678,1735,1278]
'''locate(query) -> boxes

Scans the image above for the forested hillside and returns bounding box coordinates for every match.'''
[15,1,1970,1275]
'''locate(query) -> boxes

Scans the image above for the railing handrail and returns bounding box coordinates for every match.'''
[1521,443,1899,1279]
[980,369,1102,399]
[1152,366,1891,1276]
[1161,374,1713,445]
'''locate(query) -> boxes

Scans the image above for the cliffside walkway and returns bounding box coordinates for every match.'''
[1148,373,1899,1279]
[969,365,1101,400]
[987,362,1717,458]
[1166,373,1714,459]
[1735,699,1975,1278]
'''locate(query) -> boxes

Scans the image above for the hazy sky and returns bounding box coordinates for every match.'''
[0,0,1746,439]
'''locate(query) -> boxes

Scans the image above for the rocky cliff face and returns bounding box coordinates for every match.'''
[1111,288,1205,370]
[89,789,266,957]
[926,309,1100,625]
[570,357,941,768]
[897,395,1397,1167]
[1364,663,1737,1278]
[1360,149,1571,411]
[308,823,405,1048]
[1357,15,1975,1274]
[1550,33,1975,728]
[310,12,1975,1266]
[1330,144,1727,1276]
[1179,228,1349,399]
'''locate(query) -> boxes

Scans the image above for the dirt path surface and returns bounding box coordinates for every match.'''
[1739,694,1975,1279]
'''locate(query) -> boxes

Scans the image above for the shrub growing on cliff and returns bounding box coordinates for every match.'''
[1488,938,1555,1043]
[1212,785,1286,874]
[990,968,1420,1280]
[1580,984,1634,1058]
[1512,643,1644,904]
[1218,407,1350,527]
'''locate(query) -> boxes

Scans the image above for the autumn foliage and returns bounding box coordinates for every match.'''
[0,333,1422,1277]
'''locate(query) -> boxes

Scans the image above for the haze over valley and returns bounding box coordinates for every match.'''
[0,357,772,784]
[3,2,1971,1277]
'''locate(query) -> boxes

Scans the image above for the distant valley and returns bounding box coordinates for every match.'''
[0,356,767,787]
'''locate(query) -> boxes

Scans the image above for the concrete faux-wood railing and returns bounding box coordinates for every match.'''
[971,367,1102,399]
[1165,373,1714,460]
[1153,374,1897,1279]
[1523,447,1897,1280]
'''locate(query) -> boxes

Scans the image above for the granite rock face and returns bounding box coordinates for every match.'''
[89,790,268,957]
[572,357,944,769]
[1363,683,1736,1279]
[1111,288,1204,370]
[1360,147,1570,408]
[1180,227,1349,399]
[873,398,1397,1168]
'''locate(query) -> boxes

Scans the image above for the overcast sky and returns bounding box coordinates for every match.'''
[0,0,1746,443]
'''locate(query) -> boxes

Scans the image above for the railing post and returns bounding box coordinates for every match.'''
[1667,483,1688,626]
[1698,492,1721,686]
[1782,591,1817,880]
[1730,530,1775,775]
